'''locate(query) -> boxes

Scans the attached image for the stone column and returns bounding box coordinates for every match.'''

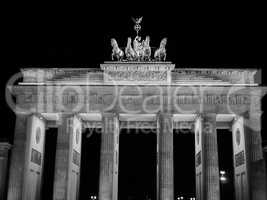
[53,115,82,200]
[242,88,267,200]
[0,142,11,199]
[248,113,267,200]
[157,113,173,200]
[194,114,220,200]
[233,113,267,200]
[7,114,46,200]
[99,113,119,200]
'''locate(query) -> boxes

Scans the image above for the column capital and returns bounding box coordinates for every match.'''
[195,113,217,123]
[24,112,47,122]
[157,111,173,119]
[15,113,46,121]
[75,114,83,122]
[235,112,262,132]
[58,113,84,124]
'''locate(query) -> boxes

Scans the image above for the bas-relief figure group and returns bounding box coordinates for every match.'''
[106,70,168,81]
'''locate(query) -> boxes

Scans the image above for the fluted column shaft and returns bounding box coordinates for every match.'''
[248,114,267,200]
[246,88,267,200]
[7,116,27,200]
[203,114,220,200]
[233,114,267,200]
[157,113,173,200]
[195,114,220,200]
[53,115,82,200]
[7,114,46,200]
[99,113,119,200]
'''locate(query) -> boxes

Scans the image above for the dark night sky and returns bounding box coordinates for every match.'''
[1,4,266,199]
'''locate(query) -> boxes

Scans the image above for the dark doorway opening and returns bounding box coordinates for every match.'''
[118,129,157,200]
[173,129,195,200]
[79,128,101,200]
[217,129,235,200]
[41,128,58,199]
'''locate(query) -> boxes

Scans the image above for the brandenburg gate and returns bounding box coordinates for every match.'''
[1,18,267,200]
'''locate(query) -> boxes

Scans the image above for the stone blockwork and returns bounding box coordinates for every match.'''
[195,114,220,200]
[157,113,174,200]
[53,115,82,200]
[99,113,119,200]
[7,114,46,200]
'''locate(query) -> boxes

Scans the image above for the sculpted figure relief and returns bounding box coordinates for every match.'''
[143,36,151,61]
[111,38,124,61]
[154,38,167,61]
[111,36,166,62]
[125,37,136,61]
[133,36,144,60]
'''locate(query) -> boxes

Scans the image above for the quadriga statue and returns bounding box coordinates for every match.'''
[111,38,124,61]
[154,38,167,61]
[125,37,136,61]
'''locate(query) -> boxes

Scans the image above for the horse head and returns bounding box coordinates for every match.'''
[160,38,167,48]
[111,38,118,48]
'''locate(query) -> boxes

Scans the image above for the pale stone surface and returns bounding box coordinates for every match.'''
[194,116,204,200]
[101,62,174,84]
[247,90,267,199]
[157,113,173,200]
[98,113,119,200]
[6,65,266,199]
[7,115,45,200]
[244,115,267,200]
[20,67,258,85]
[7,116,27,200]
[53,115,82,200]
[14,84,258,115]
[195,114,220,200]
[232,116,249,200]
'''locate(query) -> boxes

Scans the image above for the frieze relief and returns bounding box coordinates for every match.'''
[18,93,251,106]
[20,67,257,84]
[105,70,168,82]
[15,87,254,115]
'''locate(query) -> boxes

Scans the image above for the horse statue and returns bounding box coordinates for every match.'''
[111,38,124,61]
[154,38,167,61]
[125,37,136,61]
[143,36,151,61]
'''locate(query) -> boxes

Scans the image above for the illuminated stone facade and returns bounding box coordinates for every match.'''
[2,62,267,200]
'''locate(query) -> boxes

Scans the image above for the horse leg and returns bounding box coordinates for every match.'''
[111,52,114,61]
